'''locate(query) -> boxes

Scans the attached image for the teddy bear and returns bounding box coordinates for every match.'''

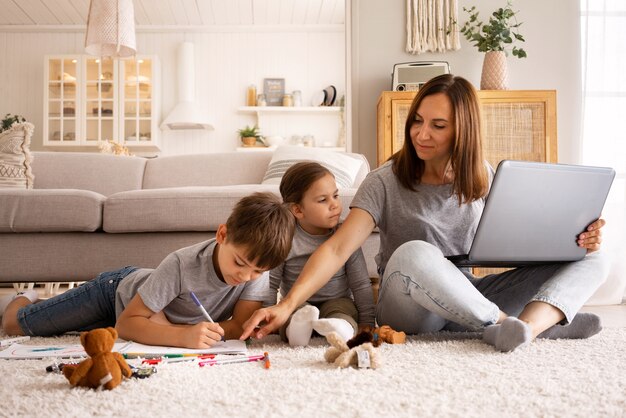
[62,327,132,390]
[324,331,380,369]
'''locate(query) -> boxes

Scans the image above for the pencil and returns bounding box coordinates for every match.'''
[190,291,215,323]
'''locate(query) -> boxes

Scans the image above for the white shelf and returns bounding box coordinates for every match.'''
[238,106,341,114]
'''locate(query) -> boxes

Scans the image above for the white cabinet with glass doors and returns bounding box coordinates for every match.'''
[43,55,160,151]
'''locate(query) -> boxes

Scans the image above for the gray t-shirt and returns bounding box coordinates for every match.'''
[269,224,375,325]
[351,161,493,273]
[115,239,270,324]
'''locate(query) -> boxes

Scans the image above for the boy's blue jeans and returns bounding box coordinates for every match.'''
[376,241,609,334]
[17,266,138,337]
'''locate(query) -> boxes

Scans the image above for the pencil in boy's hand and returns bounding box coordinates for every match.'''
[190,291,215,323]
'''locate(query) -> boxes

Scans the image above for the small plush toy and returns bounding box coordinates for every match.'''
[324,331,380,369]
[62,327,132,390]
[345,325,406,349]
[374,325,406,345]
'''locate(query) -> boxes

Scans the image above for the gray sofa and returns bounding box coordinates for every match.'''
[0,151,380,283]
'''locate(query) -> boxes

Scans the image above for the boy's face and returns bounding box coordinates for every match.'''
[214,224,266,286]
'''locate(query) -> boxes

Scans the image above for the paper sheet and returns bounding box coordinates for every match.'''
[0,339,247,359]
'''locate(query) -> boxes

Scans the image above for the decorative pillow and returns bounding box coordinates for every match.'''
[0,122,35,189]
[262,145,364,189]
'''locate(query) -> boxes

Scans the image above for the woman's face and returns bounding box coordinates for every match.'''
[409,93,455,165]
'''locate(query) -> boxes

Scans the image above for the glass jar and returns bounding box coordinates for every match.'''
[246,84,257,106]
[257,94,267,107]
[292,90,302,107]
[302,134,315,147]
[282,94,293,107]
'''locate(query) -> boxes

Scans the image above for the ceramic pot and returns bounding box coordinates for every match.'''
[481,51,508,90]
[241,136,257,147]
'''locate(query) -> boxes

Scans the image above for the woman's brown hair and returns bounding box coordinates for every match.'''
[391,74,489,204]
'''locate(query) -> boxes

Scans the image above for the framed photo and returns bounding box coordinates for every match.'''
[263,78,285,106]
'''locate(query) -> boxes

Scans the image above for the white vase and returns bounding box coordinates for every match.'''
[480,51,508,90]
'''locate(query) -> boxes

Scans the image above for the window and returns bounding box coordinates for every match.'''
[580,0,626,204]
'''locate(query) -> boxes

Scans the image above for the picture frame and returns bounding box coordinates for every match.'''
[263,78,285,106]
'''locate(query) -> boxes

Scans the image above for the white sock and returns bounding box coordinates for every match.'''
[0,290,38,316]
[285,305,320,347]
[312,318,355,342]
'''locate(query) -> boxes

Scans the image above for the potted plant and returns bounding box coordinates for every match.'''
[0,114,27,134]
[237,125,261,147]
[460,1,526,90]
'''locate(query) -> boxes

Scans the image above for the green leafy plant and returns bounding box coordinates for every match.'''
[460,1,527,58]
[1,113,27,133]
[237,125,260,138]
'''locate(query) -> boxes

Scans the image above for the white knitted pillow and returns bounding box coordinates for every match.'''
[0,122,35,189]
[262,145,364,189]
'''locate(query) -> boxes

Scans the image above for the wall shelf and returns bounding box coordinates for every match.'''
[238,106,341,114]
[238,106,346,151]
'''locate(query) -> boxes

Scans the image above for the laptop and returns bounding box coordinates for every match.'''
[446,160,615,267]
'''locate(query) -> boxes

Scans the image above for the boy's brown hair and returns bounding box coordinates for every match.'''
[225,192,295,269]
[279,161,333,204]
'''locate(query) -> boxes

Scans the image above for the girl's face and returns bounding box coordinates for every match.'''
[409,93,455,165]
[292,173,342,235]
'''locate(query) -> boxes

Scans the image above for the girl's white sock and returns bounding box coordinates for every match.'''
[286,305,320,347]
[312,318,354,342]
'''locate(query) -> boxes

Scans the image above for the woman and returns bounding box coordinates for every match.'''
[241,74,609,352]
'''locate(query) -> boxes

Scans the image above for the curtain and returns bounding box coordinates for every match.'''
[406,0,460,54]
[580,0,626,302]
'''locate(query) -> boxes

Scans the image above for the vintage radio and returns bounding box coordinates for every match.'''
[391,61,450,91]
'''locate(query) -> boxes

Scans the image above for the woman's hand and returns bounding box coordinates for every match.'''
[578,218,606,253]
[239,302,293,340]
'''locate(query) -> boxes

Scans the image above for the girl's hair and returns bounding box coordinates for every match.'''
[226,192,295,269]
[391,74,489,204]
[279,161,334,204]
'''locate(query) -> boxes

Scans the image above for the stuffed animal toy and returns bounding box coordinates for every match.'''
[374,325,406,345]
[62,327,132,390]
[345,325,406,349]
[324,331,380,369]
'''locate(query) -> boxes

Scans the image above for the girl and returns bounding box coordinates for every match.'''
[270,161,375,346]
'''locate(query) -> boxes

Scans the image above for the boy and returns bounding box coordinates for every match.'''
[0,192,294,349]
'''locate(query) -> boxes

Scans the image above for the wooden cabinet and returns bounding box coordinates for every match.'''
[44,55,160,152]
[376,90,557,167]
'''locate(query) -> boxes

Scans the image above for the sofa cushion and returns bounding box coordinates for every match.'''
[104,185,359,233]
[0,122,34,189]
[104,185,279,232]
[0,189,105,232]
[143,152,274,189]
[32,152,146,196]
[262,145,368,188]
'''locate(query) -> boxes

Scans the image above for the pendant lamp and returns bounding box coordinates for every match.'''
[85,0,136,58]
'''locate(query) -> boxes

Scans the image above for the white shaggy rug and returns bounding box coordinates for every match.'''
[1,329,625,418]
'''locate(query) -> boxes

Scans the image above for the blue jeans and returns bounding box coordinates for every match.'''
[17,266,138,336]
[376,241,609,334]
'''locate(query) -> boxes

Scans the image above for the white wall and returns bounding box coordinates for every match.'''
[351,0,581,167]
[0,28,345,155]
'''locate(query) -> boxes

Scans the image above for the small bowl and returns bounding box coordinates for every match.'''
[265,136,284,147]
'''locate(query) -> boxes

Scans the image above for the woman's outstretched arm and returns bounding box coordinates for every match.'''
[240,208,376,339]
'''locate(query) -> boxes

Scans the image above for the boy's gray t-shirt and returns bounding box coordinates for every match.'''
[115,239,270,324]
[351,162,492,273]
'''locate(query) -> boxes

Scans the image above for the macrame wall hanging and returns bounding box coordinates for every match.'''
[406,0,461,54]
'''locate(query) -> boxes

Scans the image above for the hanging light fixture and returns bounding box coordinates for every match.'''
[85,0,136,58]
